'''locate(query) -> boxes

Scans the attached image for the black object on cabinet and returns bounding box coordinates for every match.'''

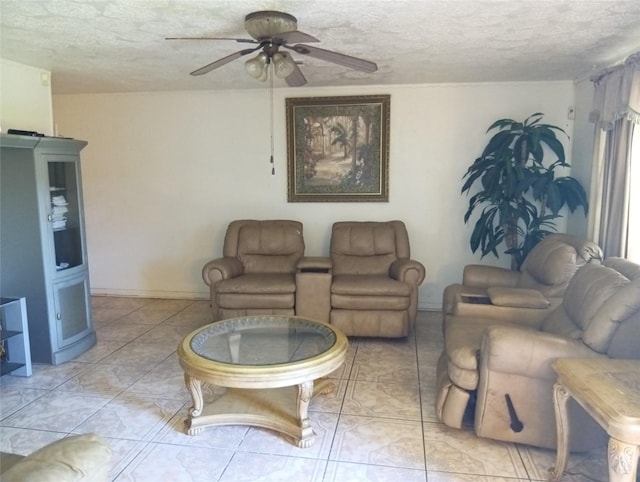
[1,134,95,364]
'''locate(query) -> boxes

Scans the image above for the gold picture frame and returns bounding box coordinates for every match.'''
[286,95,390,202]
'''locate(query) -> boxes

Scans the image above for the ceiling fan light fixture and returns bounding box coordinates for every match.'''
[258,67,269,82]
[245,52,268,80]
[272,52,295,79]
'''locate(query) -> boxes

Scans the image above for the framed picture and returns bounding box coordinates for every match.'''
[286,95,390,202]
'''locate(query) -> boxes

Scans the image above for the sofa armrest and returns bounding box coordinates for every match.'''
[451,296,557,329]
[202,257,243,286]
[462,265,520,288]
[297,256,332,272]
[390,258,426,285]
[479,325,605,381]
[486,287,550,309]
[1,433,111,482]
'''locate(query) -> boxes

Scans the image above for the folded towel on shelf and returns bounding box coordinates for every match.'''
[51,195,68,206]
[52,206,68,215]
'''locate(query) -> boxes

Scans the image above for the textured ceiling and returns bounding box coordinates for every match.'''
[1,0,639,94]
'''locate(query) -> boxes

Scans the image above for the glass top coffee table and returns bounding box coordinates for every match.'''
[177,315,348,447]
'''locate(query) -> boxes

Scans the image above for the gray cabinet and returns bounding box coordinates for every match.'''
[1,134,95,364]
[0,297,32,376]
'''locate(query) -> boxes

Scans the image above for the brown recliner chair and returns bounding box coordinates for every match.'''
[442,233,602,331]
[325,220,425,338]
[202,220,305,321]
[436,257,640,451]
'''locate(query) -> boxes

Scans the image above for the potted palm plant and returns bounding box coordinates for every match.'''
[462,113,588,269]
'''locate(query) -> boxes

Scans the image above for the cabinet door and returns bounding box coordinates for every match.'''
[52,276,91,348]
[47,159,85,272]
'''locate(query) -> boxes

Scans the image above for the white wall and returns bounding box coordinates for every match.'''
[53,81,576,309]
[0,59,53,135]
[566,78,596,238]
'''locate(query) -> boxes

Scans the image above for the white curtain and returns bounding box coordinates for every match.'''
[588,52,640,259]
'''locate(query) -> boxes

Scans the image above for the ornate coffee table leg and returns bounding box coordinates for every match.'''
[296,380,315,448]
[608,438,639,482]
[184,373,204,435]
[550,382,571,481]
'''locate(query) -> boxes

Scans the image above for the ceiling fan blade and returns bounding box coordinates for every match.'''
[166,37,257,44]
[190,47,260,76]
[290,44,378,73]
[275,30,319,44]
[282,53,307,87]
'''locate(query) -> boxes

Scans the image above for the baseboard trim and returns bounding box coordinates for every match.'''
[90,288,208,300]
[90,289,442,310]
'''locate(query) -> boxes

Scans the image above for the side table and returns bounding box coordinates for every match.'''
[550,358,640,482]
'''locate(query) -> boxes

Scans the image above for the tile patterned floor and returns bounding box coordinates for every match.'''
[0,297,614,481]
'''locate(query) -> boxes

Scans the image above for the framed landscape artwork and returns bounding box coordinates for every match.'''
[286,95,390,202]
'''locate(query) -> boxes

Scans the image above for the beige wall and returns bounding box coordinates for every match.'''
[53,81,577,309]
[0,59,53,135]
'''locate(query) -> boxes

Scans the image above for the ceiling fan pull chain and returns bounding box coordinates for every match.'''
[270,66,275,175]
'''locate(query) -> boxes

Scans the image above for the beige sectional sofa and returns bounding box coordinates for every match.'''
[436,257,640,451]
[442,233,603,332]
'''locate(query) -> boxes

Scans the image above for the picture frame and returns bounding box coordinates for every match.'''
[286,94,390,202]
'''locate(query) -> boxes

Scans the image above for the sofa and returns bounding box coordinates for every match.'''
[0,433,111,482]
[436,257,640,451]
[202,219,305,321]
[442,234,603,332]
[203,219,425,338]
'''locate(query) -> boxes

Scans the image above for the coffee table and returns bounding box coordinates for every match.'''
[177,315,348,447]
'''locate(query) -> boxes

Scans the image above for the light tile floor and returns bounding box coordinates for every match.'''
[0,297,614,481]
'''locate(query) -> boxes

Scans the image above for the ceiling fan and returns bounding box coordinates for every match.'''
[166,10,378,87]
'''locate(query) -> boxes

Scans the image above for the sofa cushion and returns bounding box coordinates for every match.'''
[541,263,636,353]
[518,241,578,287]
[331,223,398,275]
[583,272,640,353]
[1,433,111,482]
[215,273,296,294]
[235,222,303,274]
[331,274,410,296]
[487,287,550,309]
[513,234,601,299]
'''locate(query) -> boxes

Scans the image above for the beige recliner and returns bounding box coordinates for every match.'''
[202,220,305,321]
[436,257,640,451]
[325,220,426,338]
[442,234,603,331]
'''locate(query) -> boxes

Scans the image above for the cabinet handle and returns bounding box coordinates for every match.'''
[47,214,53,222]
[56,313,61,320]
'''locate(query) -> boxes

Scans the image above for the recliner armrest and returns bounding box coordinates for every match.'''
[486,287,550,309]
[451,297,555,328]
[462,265,520,288]
[479,325,604,380]
[202,257,243,286]
[389,258,426,285]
